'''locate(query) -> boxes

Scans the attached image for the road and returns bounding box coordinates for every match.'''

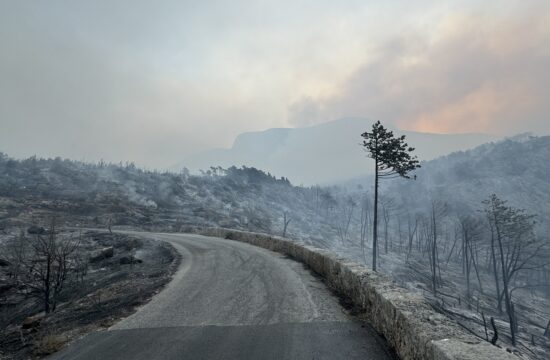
[51,233,396,360]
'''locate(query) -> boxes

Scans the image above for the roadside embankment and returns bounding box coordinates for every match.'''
[194,228,518,360]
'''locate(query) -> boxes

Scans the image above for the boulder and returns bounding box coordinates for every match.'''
[22,313,45,330]
[89,247,114,263]
[119,256,143,265]
[122,238,142,251]
[27,226,46,235]
[0,283,15,294]
[0,258,10,267]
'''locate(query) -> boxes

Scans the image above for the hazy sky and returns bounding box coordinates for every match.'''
[1,0,549,168]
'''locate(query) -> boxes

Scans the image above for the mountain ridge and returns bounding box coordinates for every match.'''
[178,118,497,185]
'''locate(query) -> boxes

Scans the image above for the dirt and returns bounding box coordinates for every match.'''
[0,230,181,360]
[335,243,550,360]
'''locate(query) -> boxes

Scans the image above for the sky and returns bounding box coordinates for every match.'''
[1,0,549,168]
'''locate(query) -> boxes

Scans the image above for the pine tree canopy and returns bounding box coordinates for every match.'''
[361,121,421,178]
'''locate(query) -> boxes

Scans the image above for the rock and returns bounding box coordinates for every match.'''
[0,258,10,267]
[22,313,45,330]
[90,247,114,263]
[27,226,46,235]
[122,238,142,251]
[119,256,143,265]
[33,335,67,356]
[0,283,15,294]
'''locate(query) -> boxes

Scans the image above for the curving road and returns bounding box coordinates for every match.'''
[51,233,396,360]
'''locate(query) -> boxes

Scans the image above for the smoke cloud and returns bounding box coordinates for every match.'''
[289,5,550,135]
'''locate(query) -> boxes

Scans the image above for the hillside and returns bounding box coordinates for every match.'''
[0,154,338,247]
[334,135,550,359]
[1,136,550,358]
[385,134,550,232]
[179,118,496,185]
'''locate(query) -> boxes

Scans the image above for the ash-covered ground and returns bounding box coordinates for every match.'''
[1,135,549,359]
[0,229,180,359]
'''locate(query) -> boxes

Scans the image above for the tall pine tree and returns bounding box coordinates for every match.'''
[361,121,420,271]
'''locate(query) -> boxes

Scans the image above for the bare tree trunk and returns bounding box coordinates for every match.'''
[482,312,489,341]
[491,317,499,345]
[344,202,355,242]
[446,226,459,265]
[463,224,471,305]
[407,215,418,260]
[489,224,502,314]
[360,196,370,265]
[10,218,79,315]
[383,205,390,254]
[469,242,485,295]
[372,159,379,272]
[495,215,516,345]
[431,203,438,295]
[282,212,291,238]
[44,253,51,313]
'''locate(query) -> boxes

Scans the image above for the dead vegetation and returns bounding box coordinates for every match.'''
[0,228,179,359]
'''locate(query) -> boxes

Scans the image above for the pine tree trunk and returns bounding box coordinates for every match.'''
[495,216,516,345]
[44,254,51,314]
[431,204,437,295]
[490,228,502,314]
[372,159,379,272]
[465,230,471,305]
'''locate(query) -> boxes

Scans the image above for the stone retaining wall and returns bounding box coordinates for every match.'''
[195,228,518,360]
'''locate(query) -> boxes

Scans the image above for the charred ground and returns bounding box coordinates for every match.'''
[0,230,179,359]
[1,135,550,359]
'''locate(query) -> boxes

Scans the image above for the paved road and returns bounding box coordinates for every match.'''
[51,233,396,360]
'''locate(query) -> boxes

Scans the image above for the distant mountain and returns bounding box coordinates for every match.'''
[177,118,497,185]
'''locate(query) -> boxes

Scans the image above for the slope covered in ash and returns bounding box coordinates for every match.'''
[0,154,335,246]
[357,135,550,359]
[1,136,549,358]
[387,134,550,231]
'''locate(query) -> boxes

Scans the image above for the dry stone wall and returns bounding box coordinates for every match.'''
[195,228,518,360]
